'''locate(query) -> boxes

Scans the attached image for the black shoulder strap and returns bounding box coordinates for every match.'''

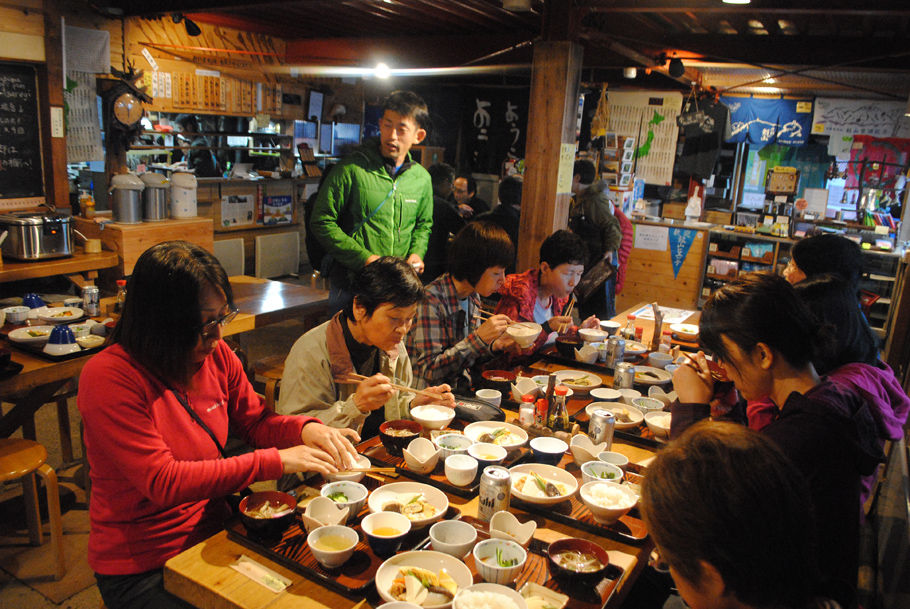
[170,389,228,459]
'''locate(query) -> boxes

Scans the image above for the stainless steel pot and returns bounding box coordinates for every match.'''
[112,189,143,224]
[0,212,74,260]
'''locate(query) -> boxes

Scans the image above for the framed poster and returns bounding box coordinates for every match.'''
[307,90,324,122]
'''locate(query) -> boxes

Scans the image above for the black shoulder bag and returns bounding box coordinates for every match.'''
[170,389,252,512]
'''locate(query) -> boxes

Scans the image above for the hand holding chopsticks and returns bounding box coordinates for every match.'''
[558,295,577,334]
[334,372,450,404]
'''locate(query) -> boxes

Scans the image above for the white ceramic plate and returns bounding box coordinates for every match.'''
[38,307,83,323]
[376,550,473,609]
[508,463,578,506]
[529,376,574,398]
[623,341,649,355]
[463,421,528,452]
[600,405,644,430]
[633,366,672,385]
[368,481,449,529]
[8,325,54,344]
[553,369,602,392]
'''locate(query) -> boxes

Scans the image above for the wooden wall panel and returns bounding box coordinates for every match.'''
[616,225,708,311]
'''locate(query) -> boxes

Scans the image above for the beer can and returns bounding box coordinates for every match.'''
[605,337,625,371]
[613,362,635,389]
[589,409,615,450]
[478,465,511,522]
[82,285,100,316]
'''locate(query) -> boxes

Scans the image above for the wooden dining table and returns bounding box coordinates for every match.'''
[0,275,329,439]
[161,303,699,609]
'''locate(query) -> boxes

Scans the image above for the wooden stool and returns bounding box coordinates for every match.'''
[252,354,285,412]
[0,439,65,580]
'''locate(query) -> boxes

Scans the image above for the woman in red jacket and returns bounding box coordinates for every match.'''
[78,241,359,609]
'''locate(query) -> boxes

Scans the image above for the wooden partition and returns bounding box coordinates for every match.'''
[616,220,709,311]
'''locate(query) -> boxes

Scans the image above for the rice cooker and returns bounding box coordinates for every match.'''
[0,212,74,260]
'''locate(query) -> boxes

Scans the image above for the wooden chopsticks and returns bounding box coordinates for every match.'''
[334,373,442,401]
[677,351,725,381]
[558,295,576,333]
[335,467,396,474]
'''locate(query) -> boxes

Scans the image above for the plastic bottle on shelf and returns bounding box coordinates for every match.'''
[81,191,96,219]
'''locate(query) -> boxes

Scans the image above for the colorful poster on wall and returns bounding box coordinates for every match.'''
[262,195,293,225]
[606,91,682,185]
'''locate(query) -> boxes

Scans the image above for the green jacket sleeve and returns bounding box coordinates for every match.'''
[408,177,434,259]
[310,165,374,270]
[586,199,623,254]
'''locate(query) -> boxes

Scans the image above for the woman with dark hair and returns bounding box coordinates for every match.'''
[784,233,863,291]
[642,422,825,609]
[407,221,516,391]
[669,273,883,609]
[278,256,454,440]
[78,241,358,609]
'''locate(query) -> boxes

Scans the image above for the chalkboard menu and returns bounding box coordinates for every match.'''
[0,62,44,202]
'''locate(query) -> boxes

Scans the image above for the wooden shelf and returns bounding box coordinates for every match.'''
[741,255,774,264]
[0,250,119,283]
[706,272,736,282]
[707,250,738,261]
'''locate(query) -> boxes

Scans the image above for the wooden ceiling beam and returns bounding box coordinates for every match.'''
[580,2,910,17]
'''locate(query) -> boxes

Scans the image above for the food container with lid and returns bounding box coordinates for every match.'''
[170,171,198,218]
[139,171,169,221]
[109,173,144,224]
[0,212,74,260]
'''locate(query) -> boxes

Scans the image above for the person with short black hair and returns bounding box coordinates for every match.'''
[669,272,883,608]
[495,230,599,352]
[452,173,489,218]
[278,257,453,439]
[477,175,522,266]
[78,241,358,609]
[784,233,863,291]
[642,421,828,609]
[423,163,465,282]
[173,114,220,177]
[407,221,516,391]
[310,90,434,312]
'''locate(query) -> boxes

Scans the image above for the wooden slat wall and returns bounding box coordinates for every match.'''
[616,224,709,311]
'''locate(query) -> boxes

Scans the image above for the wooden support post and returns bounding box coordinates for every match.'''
[42,1,69,209]
[516,41,583,272]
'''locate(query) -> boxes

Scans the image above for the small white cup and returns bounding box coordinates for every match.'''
[475,389,502,406]
[445,454,478,487]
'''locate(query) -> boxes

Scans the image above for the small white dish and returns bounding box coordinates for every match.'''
[76,334,105,349]
[579,480,639,524]
[618,388,641,404]
[553,369,602,393]
[410,405,455,430]
[506,322,543,349]
[580,460,624,485]
[670,323,699,342]
[633,366,672,385]
[3,305,29,324]
[433,433,473,461]
[647,352,674,369]
[8,325,54,344]
[590,387,622,402]
[597,450,630,469]
[578,327,609,343]
[455,583,529,609]
[445,454,478,487]
[569,434,607,466]
[472,538,527,584]
[511,376,540,402]
[645,411,672,439]
[599,320,621,335]
[320,481,368,523]
[403,437,441,474]
[599,404,644,430]
[489,510,537,548]
[429,519,478,558]
[624,341,648,355]
[368,482,449,529]
[475,388,502,406]
[632,396,666,413]
[574,344,598,364]
[519,582,569,609]
[38,306,83,324]
[467,442,507,469]
[300,496,350,533]
[648,386,678,406]
[324,454,372,483]
[306,524,358,568]
[44,342,81,356]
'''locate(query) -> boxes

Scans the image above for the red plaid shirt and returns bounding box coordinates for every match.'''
[406,274,493,389]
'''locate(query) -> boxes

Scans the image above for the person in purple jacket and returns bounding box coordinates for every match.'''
[670,273,883,609]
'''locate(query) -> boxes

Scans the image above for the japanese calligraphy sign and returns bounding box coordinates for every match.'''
[462,87,529,174]
[812,98,910,139]
[0,63,43,202]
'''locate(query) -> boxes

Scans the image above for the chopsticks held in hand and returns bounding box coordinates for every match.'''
[334,373,441,401]
[677,351,725,381]
[558,295,576,333]
[335,467,396,475]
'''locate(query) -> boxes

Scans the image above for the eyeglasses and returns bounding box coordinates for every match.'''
[198,307,239,338]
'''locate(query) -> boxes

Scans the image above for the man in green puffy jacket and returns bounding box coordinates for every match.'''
[311,90,434,312]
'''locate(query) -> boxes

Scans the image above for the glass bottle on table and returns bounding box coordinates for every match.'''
[659,330,673,353]
[621,314,636,341]
[548,385,570,432]
[114,279,127,314]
